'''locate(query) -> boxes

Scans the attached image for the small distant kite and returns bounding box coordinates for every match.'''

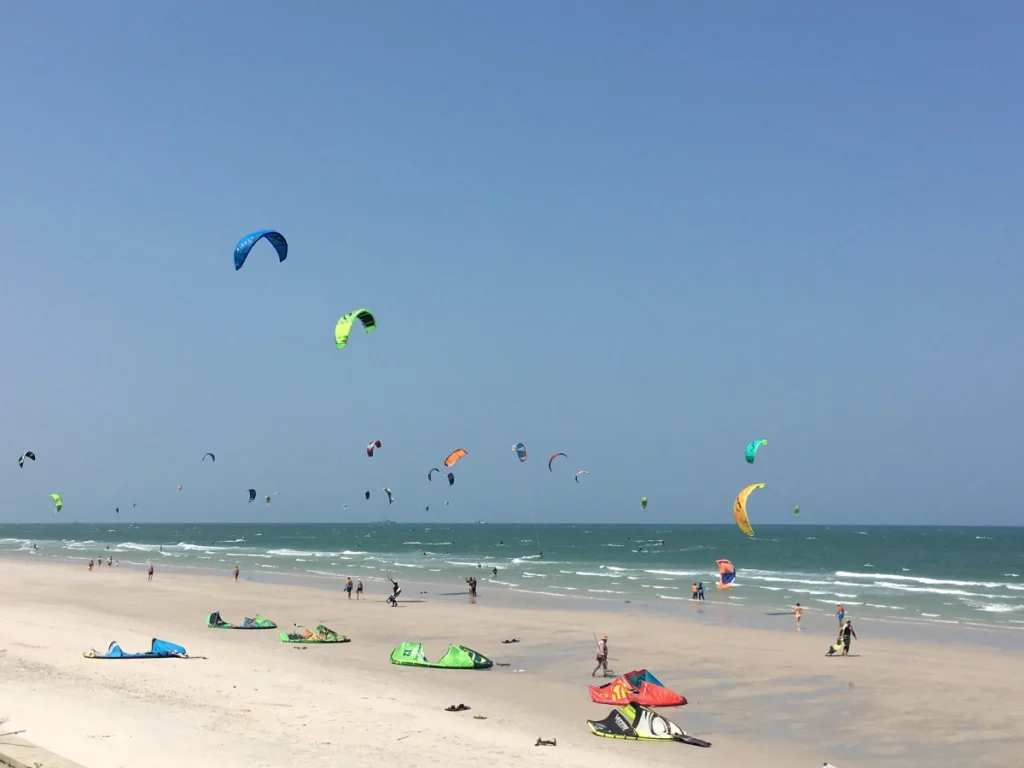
[444,448,467,468]
[733,483,764,537]
[265,496,272,506]
[745,439,767,464]
[202,453,215,462]
[641,497,648,511]
[446,472,455,487]
[513,443,527,462]
[366,440,382,458]
[115,507,119,514]
[365,491,371,500]
[50,493,63,513]
[234,230,288,271]
[428,468,441,482]
[575,470,589,483]
[548,452,566,471]
[335,309,377,349]
[716,559,736,589]
[794,505,800,516]
[248,489,256,502]
[177,484,183,491]
[383,488,394,505]
[18,451,36,468]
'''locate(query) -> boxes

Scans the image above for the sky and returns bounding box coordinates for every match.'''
[1,2,1021,525]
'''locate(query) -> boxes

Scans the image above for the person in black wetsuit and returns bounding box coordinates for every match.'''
[387,576,400,607]
[841,619,857,656]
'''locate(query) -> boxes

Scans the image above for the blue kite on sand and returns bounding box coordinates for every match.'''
[84,638,188,659]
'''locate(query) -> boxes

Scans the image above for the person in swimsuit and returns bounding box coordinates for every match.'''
[147,564,154,581]
[356,578,363,599]
[233,566,239,582]
[592,635,609,677]
[345,577,354,599]
[836,603,845,627]
[794,602,803,630]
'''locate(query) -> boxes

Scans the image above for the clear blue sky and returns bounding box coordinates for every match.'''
[2,2,1021,525]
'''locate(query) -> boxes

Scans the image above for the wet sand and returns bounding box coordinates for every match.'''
[1,559,1022,767]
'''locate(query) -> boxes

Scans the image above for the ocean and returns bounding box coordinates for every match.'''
[2,523,1022,631]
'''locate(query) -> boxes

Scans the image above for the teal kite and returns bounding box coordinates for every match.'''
[745,439,767,464]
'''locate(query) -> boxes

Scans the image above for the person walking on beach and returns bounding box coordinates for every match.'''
[234,566,239,582]
[794,602,803,630]
[691,583,698,599]
[345,577,354,599]
[88,559,94,572]
[356,578,363,599]
[836,603,845,628]
[841,619,857,656]
[697,582,705,601]
[592,635,609,677]
[147,564,154,582]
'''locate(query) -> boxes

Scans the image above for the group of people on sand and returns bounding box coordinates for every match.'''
[793,601,858,656]
[87,556,118,570]
[343,576,365,599]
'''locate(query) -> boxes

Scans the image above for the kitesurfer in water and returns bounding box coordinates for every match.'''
[592,635,609,677]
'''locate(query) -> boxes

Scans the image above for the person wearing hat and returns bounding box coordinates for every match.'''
[592,634,609,677]
[841,619,857,656]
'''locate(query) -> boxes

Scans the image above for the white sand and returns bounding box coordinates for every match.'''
[2,560,1022,767]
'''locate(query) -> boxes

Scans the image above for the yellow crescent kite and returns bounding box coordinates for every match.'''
[733,483,763,537]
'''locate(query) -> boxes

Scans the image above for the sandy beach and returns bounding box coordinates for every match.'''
[2,559,1022,768]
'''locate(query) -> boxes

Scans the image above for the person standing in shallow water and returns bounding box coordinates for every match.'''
[697,582,705,600]
[592,635,609,677]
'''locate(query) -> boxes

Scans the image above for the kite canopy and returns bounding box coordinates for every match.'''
[547,452,566,471]
[641,497,648,511]
[716,559,736,588]
[733,483,763,537]
[280,625,349,644]
[513,443,527,462]
[794,505,800,515]
[248,489,256,502]
[575,470,589,483]
[446,472,455,487]
[587,703,710,747]
[365,491,371,500]
[428,468,440,481]
[18,451,36,468]
[336,309,376,349]
[366,440,382,457]
[84,639,188,660]
[234,230,288,271]
[390,642,493,669]
[202,452,215,462]
[50,493,63,513]
[745,439,767,464]
[207,612,277,629]
[444,448,467,468]
[265,496,272,505]
[383,488,394,505]
[589,674,686,707]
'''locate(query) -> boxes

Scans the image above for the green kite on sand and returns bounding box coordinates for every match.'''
[280,625,349,644]
[206,611,277,629]
[390,642,493,669]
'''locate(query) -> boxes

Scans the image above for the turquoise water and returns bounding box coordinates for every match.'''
[3,523,1023,630]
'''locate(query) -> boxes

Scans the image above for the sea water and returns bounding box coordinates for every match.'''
[2,523,1022,630]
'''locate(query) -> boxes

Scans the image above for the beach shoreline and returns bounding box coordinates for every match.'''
[2,558,1023,767]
